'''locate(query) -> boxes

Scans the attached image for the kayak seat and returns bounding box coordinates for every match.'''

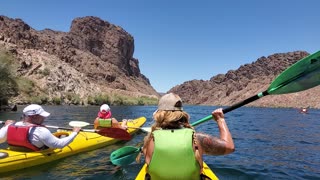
[0,152,8,159]
[54,131,70,138]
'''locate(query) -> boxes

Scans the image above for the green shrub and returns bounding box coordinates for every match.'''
[16,78,34,95]
[87,93,157,106]
[28,96,42,104]
[87,95,95,105]
[137,99,144,105]
[94,94,110,105]
[112,95,124,105]
[0,51,18,100]
[65,93,81,105]
[27,95,49,104]
[139,96,158,105]
[39,95,48,104]
[71,94,81,105]
[52,96,62,105]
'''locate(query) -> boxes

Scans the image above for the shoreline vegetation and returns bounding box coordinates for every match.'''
[36,93,159,106]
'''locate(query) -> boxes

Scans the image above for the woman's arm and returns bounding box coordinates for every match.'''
[196,108,235,155]
[196,132,234,155]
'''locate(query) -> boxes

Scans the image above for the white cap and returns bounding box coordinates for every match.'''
[100,104,110,112]
[23,104,50,117]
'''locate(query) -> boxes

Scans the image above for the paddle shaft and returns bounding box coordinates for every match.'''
[1,120,131,140]
[223,90,269,113]
[189,91,270,127]
[0,121,96,133]
[69,120,151,133]
[77,124,146,131]
[45,125,97,133]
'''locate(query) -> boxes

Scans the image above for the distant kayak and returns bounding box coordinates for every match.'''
[135,161,219,180]
[0,116,146,174]
[299,108,308,114]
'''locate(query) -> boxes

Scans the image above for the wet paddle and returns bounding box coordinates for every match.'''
[110,50,320,165]
[68,121,92,127]
[110,146,142,166]
[0,121,132,140]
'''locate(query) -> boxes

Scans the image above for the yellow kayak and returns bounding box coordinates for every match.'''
[0,116,146,174]
[135,161,219,180]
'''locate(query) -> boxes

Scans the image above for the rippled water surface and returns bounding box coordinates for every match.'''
[1,105,319,179]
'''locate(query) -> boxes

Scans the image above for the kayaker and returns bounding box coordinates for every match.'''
[141,93,235,179]
[299,107,308,114]
[0,104,81,151]
[93,104,127,130]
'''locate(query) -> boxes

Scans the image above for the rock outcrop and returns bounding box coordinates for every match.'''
[0,16,158,104]
[169,51,320,108]
[1,15,318,108]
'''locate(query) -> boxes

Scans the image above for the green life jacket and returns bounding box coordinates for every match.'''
[148,128,201,180]
[98,118,112,127]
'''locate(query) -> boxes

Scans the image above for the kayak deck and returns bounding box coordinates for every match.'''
[0,116,146,174]
[135,161,219,180]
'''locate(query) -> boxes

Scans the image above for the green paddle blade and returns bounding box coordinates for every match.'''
[268,51,320,94]
[110,146,140,166]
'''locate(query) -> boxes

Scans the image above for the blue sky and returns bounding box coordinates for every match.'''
[1,1,319,93]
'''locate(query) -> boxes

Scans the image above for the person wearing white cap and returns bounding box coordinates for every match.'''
[0,104,81,151]
[93,104,127,130]
[140,93,235,179]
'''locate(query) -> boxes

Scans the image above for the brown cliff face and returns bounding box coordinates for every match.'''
[169,51,320,108]
[1,15,318,108]
[0,16,158,104]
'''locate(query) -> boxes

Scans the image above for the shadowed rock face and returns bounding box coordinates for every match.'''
[169,51,320,108]
[0,15,158,104]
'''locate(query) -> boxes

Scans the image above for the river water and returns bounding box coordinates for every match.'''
[0,105,319,179]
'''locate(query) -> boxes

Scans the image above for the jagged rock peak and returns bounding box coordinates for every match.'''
[0,15,158,105]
